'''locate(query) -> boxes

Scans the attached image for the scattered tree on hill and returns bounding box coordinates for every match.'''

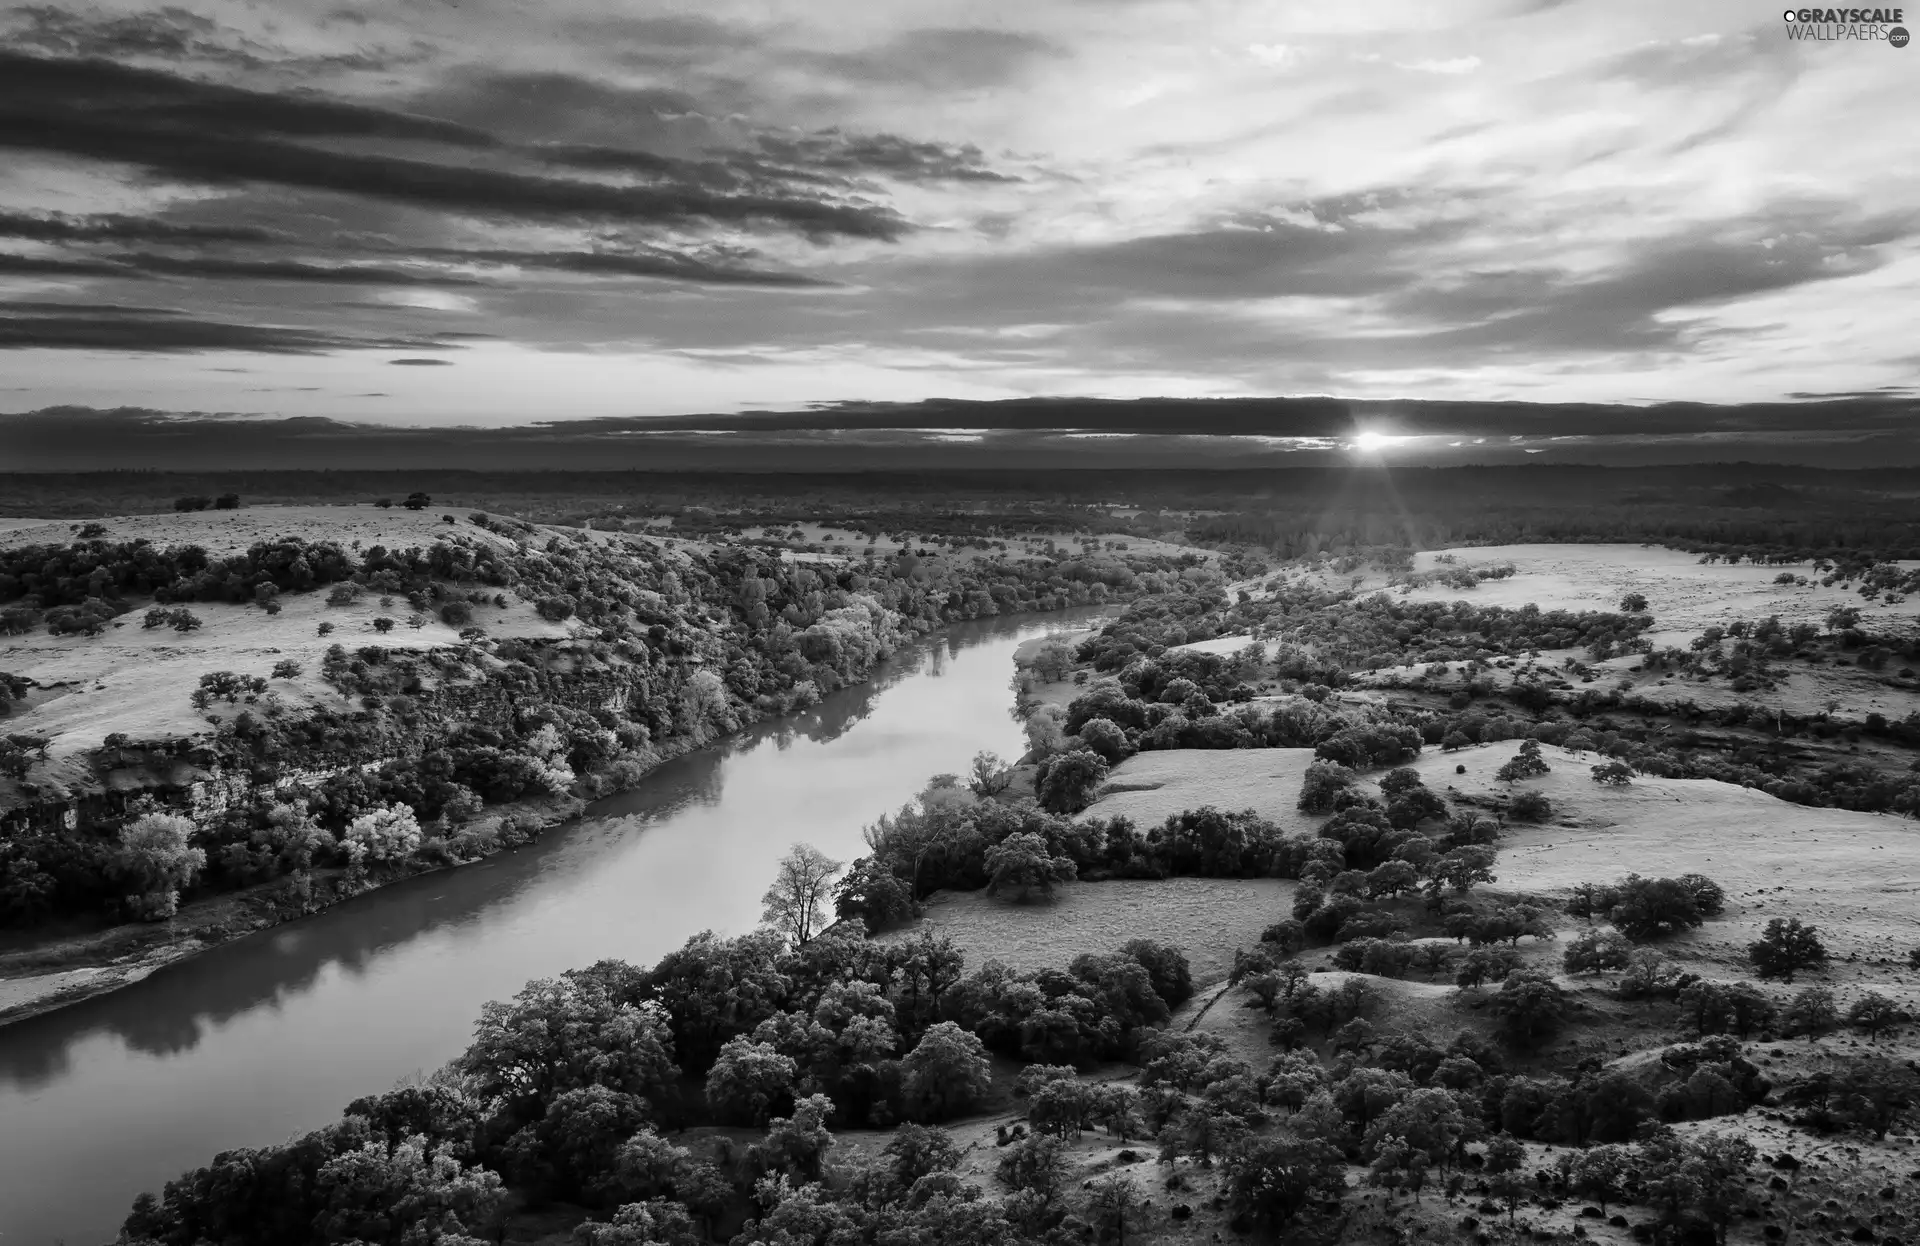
[1086,1172,1140,1246]
[1562,1143,1633,1215]
[214,493,240,509]
[173,495,212,512]
[1495,739,1551,783]
[372,616,396,634]
[984,832,1076,903]
[1783,985,1837,1041]
[1838,1059,1920,1139]
[1747,917,1828,983]
[270,659,302,680]
[1590,760,1634,786]
[1620,592,1649,612]
[1563,928,1633,975]
[1605,874,1717,941]
[1508,791,1552,822]
[403,491,431,511]
[1847,990,1902,1040]
[761,844,844,946]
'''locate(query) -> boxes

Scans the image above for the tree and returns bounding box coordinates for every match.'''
[575,1199,700,1246]
[1086,1172,1140,1246]
[1747,916,1827,982]
[214,492,240,509]
[984,831,1076,902]
[705,1038,797,1125]
[343,803,422,863]
[1075,718,1130,765]
[901,1022,992,1121]
[1563,928,1633,975]
[966,749,1012,796]
[1620,592,1649,612]
[761,843,844,945]
[1783,984,1837,1040]
[113,811,206,920]
[1564,1143,1632,1214]
[457,979,677,1118]
[1847,990,1901,1040]
[404,491,432,510]
[1297,760,1355,813]
[1837,1058,1920,1139]
[1119,938,1194,1008]
[1590,760,1633,786]
[1495,740,1551,783]
[1035,748,1107,813]
[372,616,396,634]
[1608,874,1709,940]
[1222,1136,1347,1236]
[1509,790,1552,822]
[173,495,212,512]
[832,857,915,934]
[313,1132,506,1244]
[1490,971,1567,1049]
[271,659,302,680]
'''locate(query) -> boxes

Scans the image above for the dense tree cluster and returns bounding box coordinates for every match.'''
[118,923,1197,1246]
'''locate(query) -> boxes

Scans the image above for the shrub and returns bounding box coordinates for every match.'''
[440,601,473,627]
[1508,791,1552,822]
[270,660,302,680]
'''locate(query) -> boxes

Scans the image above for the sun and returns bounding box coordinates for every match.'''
[1352,430,1404,453]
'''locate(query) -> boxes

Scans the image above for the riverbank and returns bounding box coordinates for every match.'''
[0,607,1120,1031]
[0,786,589,1029]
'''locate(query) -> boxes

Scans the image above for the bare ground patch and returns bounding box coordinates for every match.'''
[880,877,1293,987]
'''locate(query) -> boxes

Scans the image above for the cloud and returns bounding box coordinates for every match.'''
[0,304,462,353]
[0,51,909,240]
[387,356,452,365]
[753,129,1018,183]
[0,210,280,244]
[812,28,1066,93]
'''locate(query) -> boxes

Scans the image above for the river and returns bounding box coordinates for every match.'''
[0,609,1103,1245]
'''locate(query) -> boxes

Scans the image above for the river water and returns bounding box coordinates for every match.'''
[0,610,1102,1245]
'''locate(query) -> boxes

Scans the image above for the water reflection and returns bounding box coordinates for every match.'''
[0,609,1108,1246]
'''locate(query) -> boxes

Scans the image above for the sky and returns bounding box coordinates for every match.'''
[1,0,1917,430]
